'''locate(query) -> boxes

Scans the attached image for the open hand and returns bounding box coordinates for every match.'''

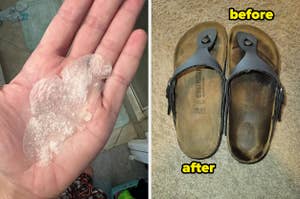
[0,0,147,198]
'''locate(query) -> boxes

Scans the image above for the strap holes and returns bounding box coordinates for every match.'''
[201,35,211,44]
[244,38,253,46]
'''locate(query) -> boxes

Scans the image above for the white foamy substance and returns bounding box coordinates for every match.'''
[23,54,112,165]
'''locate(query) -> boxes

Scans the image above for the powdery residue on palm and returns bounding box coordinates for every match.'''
[23,54,112,165]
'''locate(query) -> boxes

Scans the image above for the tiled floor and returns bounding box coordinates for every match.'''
[92,144,148,195]
[0,0,30,82]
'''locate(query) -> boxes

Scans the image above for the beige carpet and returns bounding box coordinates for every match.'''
[152,0,300,198]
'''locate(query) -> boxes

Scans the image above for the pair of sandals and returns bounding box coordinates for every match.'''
[166,22,284,163]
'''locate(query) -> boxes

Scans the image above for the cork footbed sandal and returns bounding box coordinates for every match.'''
[226,25,284,163]
[166,22,227,159]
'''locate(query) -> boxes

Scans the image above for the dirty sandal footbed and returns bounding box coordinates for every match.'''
[166,22,227,159]
[226,25,284,163]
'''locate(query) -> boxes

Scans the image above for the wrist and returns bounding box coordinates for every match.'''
[0,174,14,199]
[0,174,37,199]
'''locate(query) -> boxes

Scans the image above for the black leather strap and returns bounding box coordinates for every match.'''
[166,28,225,123]
[225,32,284,127]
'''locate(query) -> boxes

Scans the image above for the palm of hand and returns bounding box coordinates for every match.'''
[0,0,146,198]
[0,54,79,197]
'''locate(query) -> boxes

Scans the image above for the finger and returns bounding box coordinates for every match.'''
[95,0,145,64]
[37,0,94,56]
[101,29,147,116]
[69,0,123,58]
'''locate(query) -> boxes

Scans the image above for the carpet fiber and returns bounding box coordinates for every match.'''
[152,0,300,198]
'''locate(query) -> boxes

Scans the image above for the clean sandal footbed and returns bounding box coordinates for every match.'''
[166,22,227,158]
